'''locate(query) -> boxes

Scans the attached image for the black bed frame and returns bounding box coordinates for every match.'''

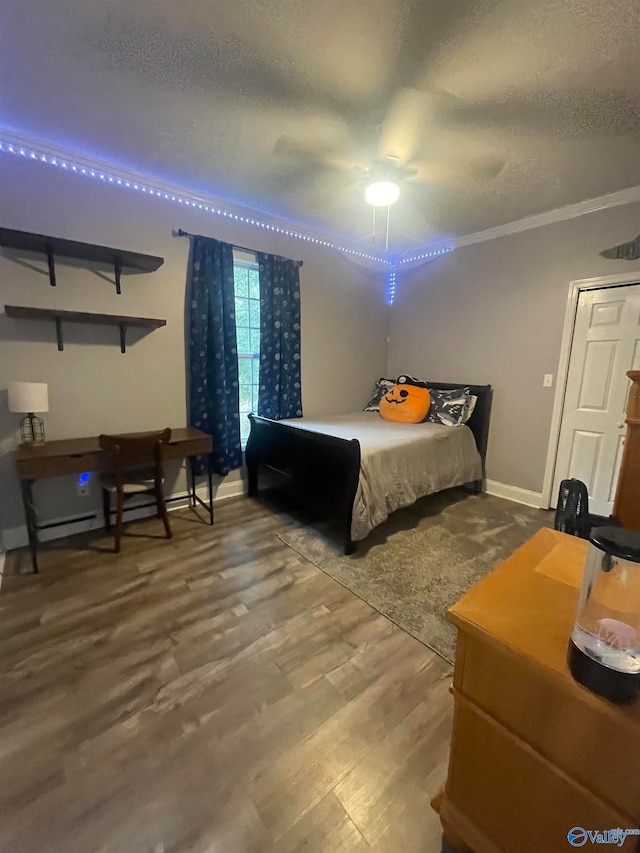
[246,382,493,555]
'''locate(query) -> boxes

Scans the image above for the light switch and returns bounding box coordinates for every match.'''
[543,374,554,387]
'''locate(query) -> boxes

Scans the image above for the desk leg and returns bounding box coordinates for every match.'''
[21,479,39,573]
[188,457,197,508]
[207,454,214,525]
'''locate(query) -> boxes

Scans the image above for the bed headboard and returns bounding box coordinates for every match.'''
[424,381,493,475]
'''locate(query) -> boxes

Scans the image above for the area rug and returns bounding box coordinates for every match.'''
[279,489,551,663]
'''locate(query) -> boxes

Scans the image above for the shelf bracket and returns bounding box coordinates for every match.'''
[119,322,128,353]
[45,244,56,287]
[114,258,122,295]
[55,317,64,351]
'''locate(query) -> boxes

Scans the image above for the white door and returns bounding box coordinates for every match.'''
[553,284,640,516]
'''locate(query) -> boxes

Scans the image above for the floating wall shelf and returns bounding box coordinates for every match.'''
[0,227,164,293]
[4,305,166,353]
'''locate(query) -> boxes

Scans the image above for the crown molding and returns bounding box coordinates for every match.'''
[0,128,392,269]
[453,185,640,249]
[400,185,640,262]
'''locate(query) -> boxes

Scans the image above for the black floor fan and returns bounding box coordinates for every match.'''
[554,479,590,539]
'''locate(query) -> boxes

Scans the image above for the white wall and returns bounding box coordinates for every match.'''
[0,157,388,544]
[388,202,640,496]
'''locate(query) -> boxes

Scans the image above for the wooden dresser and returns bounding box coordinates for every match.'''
[614,370,640,530]
[433,528,640,853]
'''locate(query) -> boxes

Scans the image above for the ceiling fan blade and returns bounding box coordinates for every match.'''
[274,134,324,162]
[273,135,362,173]
[409,155,506,183]
[392,0,502,90]
[277,164,354,212]
[378,87,429,165]
[378,87,463,165]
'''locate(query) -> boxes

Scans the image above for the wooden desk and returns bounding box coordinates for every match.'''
[433,528,640,852]
[15,427,214,573]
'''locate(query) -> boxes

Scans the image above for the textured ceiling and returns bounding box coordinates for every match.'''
[1,0,639,253]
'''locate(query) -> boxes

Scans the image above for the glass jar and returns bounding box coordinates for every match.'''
[568,527,640,704]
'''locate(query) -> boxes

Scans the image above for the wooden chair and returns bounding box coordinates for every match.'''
[99,428,173,553]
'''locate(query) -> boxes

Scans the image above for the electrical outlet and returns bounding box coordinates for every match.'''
[76,472,91,496]
[543,374,554,387]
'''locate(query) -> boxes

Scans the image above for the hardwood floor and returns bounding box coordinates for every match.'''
[0,496,454,853]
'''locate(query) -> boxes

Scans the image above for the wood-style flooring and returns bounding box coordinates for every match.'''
[0,496,454,853]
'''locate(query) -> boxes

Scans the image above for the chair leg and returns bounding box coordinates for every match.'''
[156,487,172,540]
[102,488,111,531]
[114,489,124,553]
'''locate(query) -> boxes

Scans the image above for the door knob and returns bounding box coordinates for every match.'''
[618,423,625,429]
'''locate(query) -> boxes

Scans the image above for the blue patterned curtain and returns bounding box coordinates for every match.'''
[257,253,303,420]
[188,236,242,475]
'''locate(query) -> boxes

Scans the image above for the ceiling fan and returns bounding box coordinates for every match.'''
[273,86,506,249]
[274,86,506,249]
[274,88,505,193]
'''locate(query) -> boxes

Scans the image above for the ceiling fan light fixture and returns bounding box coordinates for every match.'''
[365,180,400,207]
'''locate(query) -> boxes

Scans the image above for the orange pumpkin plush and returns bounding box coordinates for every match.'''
[379,375,431,423]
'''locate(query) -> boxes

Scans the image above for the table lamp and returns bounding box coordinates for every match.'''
[8,381,49,444]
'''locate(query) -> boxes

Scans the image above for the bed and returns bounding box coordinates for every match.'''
[246,381,492,554]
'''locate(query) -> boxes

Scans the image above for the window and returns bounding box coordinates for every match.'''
[233,253,260,447]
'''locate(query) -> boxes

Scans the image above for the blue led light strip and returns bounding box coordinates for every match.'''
[0,136,456,272]
[387,268,397,305]
[397,246,453,264]
[0,139,395,266]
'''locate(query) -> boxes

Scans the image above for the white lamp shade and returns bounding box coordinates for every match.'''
[8,381,49,413]
[365,180,400,207]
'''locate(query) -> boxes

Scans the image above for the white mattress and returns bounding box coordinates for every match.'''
[280,411,483,540]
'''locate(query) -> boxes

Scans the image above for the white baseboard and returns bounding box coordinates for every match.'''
[214,478,246,502]
[0,475,546,553]
[1,479,246,553]
[485,479,546,509]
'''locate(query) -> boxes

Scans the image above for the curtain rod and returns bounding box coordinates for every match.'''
[174,229,303,266]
